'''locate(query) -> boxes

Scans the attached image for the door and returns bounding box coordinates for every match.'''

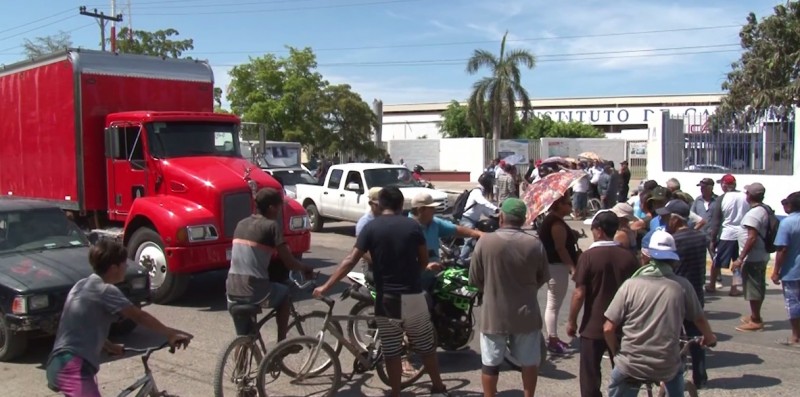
[340,171,367,221]
[108,125,147,221]
[321,169,344,218]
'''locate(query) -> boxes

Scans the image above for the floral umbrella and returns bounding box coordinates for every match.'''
[577,151,601,161]
[522,170,586,224]
[540,156,570,166]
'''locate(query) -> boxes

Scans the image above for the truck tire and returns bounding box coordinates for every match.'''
[305,203,324,232]
[128,228,189,304]
[0,312,27,362]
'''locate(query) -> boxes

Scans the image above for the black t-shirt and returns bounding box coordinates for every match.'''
[539,213,579,264]
[356,214,426,295]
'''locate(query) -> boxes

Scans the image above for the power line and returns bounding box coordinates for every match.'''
[0,14,78,43]
[0,8,75,35]
[0,23,96,55]
[210,48,742,68]
[187,24,741,55]
[136,0,426,16]
[123,0,329,9]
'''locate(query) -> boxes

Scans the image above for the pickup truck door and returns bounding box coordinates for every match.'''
[106,124,147,222]
[340,171,368,221]
[320,169,344,218]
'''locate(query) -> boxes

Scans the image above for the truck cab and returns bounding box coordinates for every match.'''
[99,112,311,303]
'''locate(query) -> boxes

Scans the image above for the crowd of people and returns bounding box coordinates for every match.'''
[42,166,800,396]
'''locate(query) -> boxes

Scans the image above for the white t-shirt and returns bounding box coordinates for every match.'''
[463,187,499,222]
[589,167,603,184]
[719,191,750,241]
[573,173,590,193]
[738,205,770,262]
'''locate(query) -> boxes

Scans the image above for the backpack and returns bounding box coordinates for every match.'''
[451,188,479,221]
[756,204,781,253]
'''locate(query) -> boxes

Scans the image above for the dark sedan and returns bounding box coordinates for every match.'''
[0,200,150,361]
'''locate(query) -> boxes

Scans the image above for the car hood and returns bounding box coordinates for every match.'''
[397,187,448,200]
[0,248,144,293]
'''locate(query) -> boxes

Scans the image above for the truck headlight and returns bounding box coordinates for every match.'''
[12,295,50,314]
[289,215,309,231]
[185,225,219,242]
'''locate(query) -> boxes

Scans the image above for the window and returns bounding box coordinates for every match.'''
[344,171,363,190]
[327,169,343,189]
[146,121,239,158]
[114,126,145,169]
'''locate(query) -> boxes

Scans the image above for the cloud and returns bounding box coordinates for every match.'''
[211,65,234,108]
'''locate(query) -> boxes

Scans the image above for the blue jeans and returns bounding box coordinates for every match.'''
[458,218,477,262]
[608,366,684,397]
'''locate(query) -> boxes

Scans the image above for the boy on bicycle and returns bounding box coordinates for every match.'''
[46,240,192,397]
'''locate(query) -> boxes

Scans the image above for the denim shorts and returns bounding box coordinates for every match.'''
[480,330,542,368]
[783,280,800,320]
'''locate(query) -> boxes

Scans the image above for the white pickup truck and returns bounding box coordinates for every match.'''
[295,163,450,231]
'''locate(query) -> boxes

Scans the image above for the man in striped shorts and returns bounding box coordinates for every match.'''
[314,186,449,397]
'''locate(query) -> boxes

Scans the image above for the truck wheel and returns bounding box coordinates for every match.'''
[305,203,324,232]
[0,312,27,362]
[128,228,189,304]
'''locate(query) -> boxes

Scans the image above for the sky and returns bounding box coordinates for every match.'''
[0,0,781,108]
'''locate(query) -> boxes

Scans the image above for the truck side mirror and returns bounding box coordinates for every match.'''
[104,127,120,158]
[346,182,363,193]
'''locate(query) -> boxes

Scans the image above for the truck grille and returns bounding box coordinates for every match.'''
[223,192,253,238]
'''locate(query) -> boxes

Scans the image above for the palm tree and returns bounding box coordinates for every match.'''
[467,31,535,145]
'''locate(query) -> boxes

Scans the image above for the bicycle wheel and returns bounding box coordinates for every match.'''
[256,336,341,397]
[287,311,344,375]
[213,335,263,397]
[346,300,377,350]
[374,339,427,389]
[587,198,602,214]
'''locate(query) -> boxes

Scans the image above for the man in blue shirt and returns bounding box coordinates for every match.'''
[772,191,800,346]
[410,192,483,292]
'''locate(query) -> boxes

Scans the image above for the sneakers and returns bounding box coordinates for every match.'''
[735,320,764,332]
[547,339,572,355]
[429,387,450,397]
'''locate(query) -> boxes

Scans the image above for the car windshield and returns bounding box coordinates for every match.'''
[0,209,88,254]
[363,168,419,188]
[146,121,241,159]
[271,170,318,186]
[257,145,302,168]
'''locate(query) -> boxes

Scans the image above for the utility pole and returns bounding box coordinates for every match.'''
[79,6,122,52]
[110,0,117,53]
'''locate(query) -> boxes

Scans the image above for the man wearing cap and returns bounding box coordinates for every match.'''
[772,192,800,346]
[226,188,316,341]
[618,161,631,203]
[410,192,483,289]
[567,211,638,397]
[707,174,750,295]
[731,182,772,332]
[691,178,718,236]
[660,199,710,388]
[604,230,717,396]
[469,198,550,397]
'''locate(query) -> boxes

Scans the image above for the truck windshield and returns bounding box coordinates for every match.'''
[146,122,240,159]
[363,168,419,188]
[0,209,88,254]
[258,144,302,168]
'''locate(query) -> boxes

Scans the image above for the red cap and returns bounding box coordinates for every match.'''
[716,174,736,185]
[535,159,543,167]
[498,160,506,166]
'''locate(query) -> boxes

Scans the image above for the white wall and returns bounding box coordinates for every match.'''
[383,113,442,140]
[439,138,486,181]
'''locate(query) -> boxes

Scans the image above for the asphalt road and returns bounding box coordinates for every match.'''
[3,220,800,396]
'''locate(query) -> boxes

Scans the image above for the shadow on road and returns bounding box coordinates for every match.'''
[706,374,782,390]
[706,350,764,369]
[705,310,740,321]
[438,350,482,373]
[316,225,355,237]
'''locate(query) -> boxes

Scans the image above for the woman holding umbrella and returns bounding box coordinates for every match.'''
[523,171,585,356]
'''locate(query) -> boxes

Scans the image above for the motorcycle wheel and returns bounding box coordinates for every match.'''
[347,301,377,350]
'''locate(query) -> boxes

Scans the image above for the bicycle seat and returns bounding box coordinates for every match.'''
[227,303,261,316]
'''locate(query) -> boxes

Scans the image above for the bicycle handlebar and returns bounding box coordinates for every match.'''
[315,295,335,307]
[123,342,174,356]
[288,270,320,291]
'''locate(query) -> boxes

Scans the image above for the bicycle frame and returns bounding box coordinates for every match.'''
[117,343,173,397]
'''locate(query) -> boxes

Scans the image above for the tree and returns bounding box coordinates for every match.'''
[113,27,194,58]
[439,101,478,138]
[717,2,800,124]
[23,31,72,58]
[522,115,605,139]
[466,31,535,144]
[227,47,380,157]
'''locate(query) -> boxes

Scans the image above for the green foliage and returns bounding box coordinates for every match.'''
[717,2,800,124]
[227,47,380,157]
[113,27,194,58]
[522,115,605,139]
[23,31,72,58]
[466,31,536,141]
[439,101,478,137]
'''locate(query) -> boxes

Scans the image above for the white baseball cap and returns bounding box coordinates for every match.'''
[645,230,680,261]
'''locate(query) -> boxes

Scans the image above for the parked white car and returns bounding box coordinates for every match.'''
[295,163,449,231]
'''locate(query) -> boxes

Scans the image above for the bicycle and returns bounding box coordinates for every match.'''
[117,342,183,397]
[625,337,706,397]
[255,294,427,397]
[212,272,343,397]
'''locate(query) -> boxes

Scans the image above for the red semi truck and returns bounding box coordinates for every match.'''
[0,49,311,303]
